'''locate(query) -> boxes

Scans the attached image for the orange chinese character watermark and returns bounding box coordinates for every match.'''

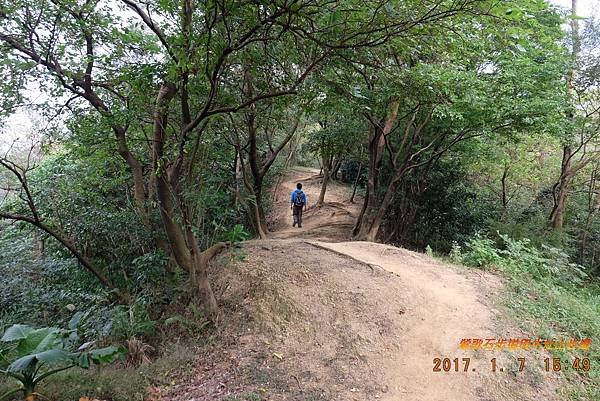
[458,338,592,351]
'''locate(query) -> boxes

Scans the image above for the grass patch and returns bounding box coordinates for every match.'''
[455,234,599,400]
[505,276,599,400]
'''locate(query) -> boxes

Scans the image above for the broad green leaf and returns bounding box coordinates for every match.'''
[68,312,85,330]
[89,346,125,364]
[16,328,57,355]
[1,325,33,342]
[8,349,72,373]
[31,330,63,354]
[7,354,36,372]
[34,349,72,365]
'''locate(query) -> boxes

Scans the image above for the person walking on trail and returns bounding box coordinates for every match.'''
[291,183,307,228]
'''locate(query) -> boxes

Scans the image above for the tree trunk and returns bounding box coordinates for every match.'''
[316,155,331,207]
[233,149,242,207]
[349,162,362,203]
[360,178,399,242]
[152,82,221,318]
[550,146,573,229]
[331,157,342,180]
[113,126,149,227]
[353,126,383,238]
[253,183,269,239]
[272,139,298,203]
[243,70,270,239]
[353,100,399,241]
[550,0,580,230]
[353,174,378,239]
[239,70,299,238]
[500,164,509,220]
[579,168,598,263]
[353,184,369,236]
[193,237,226,320]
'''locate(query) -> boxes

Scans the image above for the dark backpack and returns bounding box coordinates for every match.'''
[294,190,305,207]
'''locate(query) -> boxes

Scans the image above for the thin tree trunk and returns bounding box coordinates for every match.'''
[239,69,299,237]
[550,0,579,230]
[362,178,399,242]
[237,146,269,239]
[233,149,242,207]
[243,69,270,239]
[353,184,369,236]
[196,242,228,321]
[331,157,342,180]
[112,125,150,228]
[34,230,45,260]
[272,139,297,203]
[316,155,331,207]
[579,168,598,263]
[500,164,509,220]
[550,146,574,229]
[350,162,362,203]
[253,183,269,239]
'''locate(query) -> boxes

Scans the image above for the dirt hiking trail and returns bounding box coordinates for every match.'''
[268,167,361,241]
[166,168,563,401]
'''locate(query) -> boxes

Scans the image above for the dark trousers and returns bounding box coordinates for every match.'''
[293,205,303,226]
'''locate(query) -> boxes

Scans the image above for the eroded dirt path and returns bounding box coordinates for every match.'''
[268,167,361,241]
[311,241,499,401]
[263,168,559,401]
[167,168,560,401]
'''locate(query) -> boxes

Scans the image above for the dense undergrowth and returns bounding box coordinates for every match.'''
[0,270,219,400]
[454,234,599,400]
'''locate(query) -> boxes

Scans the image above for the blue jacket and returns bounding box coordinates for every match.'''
[291,189,307,205]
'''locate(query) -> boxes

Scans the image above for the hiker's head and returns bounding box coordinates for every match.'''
[296,183,302,190]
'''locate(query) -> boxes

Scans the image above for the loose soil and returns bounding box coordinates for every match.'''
[163,168,564,401]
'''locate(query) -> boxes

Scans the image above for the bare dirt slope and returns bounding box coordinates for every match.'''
[166,168,561,401]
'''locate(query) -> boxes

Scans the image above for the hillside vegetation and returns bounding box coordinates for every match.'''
[0,0,598,400]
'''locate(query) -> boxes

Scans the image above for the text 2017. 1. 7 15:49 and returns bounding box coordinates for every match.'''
[433,357,591,373]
